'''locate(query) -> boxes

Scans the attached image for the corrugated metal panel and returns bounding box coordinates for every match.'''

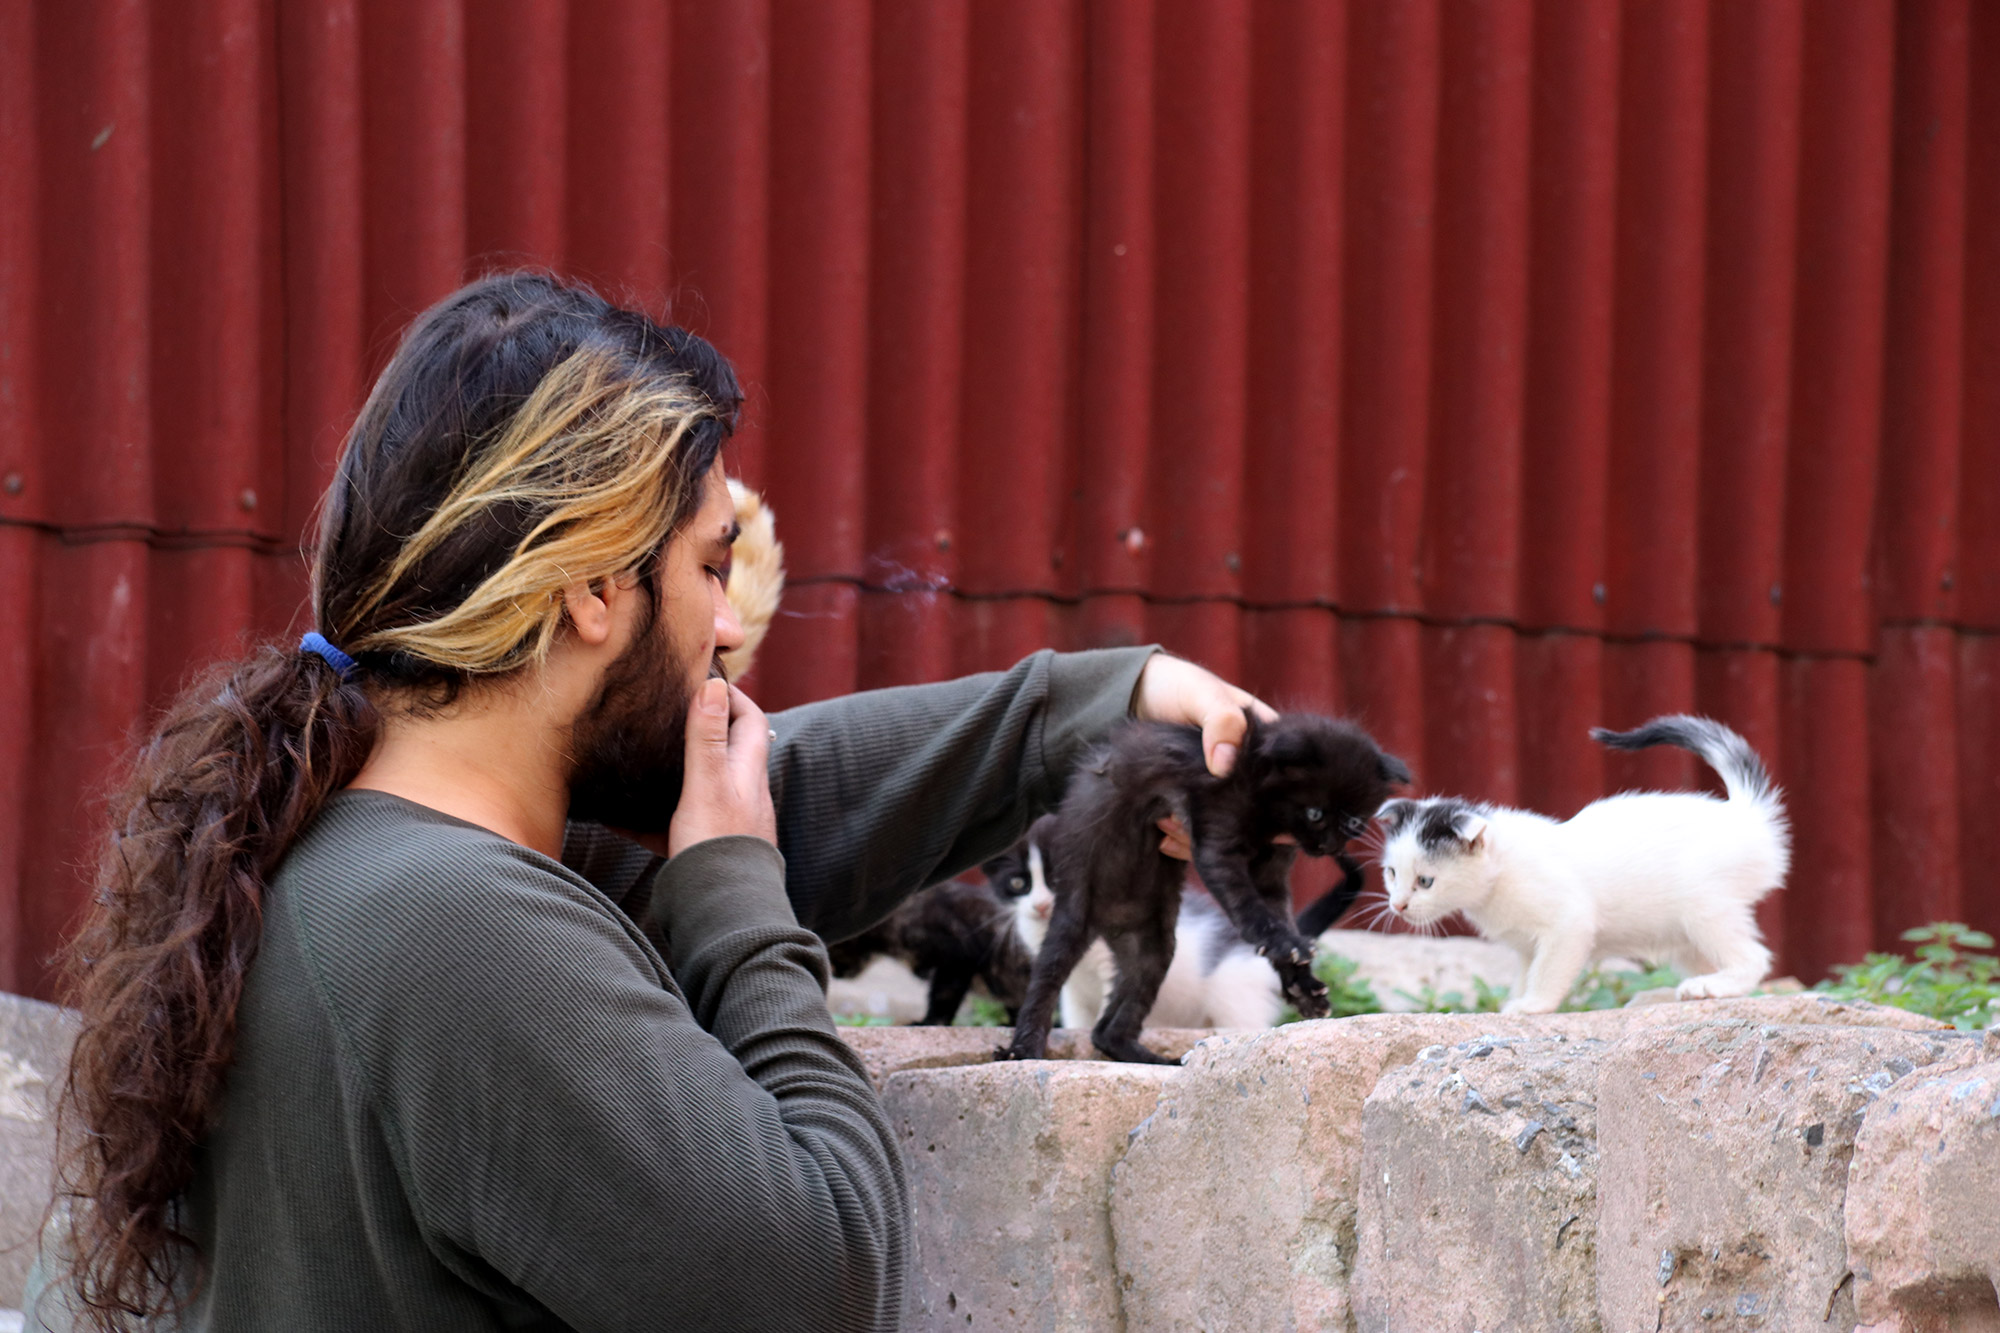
[3,0,1996,1000]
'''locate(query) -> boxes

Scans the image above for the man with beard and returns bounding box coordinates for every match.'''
[29,275,1272,1333]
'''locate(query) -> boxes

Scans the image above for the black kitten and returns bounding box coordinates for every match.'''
[825,858,1035,1026]
[997,712,1410,1064]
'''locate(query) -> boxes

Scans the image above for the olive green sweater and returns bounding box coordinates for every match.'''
[26,647,1153,1332]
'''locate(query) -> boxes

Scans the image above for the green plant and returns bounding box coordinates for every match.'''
[955,994,1012,1027]
[1395,975,1509,1015]
[1815,922,2000,1031]
[1561,963,1682,1012]
[830,1012,894,1027]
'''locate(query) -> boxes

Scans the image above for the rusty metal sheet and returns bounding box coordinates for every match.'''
[3,0,1997,998]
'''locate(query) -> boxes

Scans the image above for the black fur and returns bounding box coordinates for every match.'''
[1377,795,1490,854]
[998,712,1409,1064]
[825,859,1035,1026]
[1590,714,1775,804]
[1293,851,1369,938]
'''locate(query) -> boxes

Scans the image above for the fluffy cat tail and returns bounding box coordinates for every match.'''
[1590,715,1778,808]
[720,479,786,683]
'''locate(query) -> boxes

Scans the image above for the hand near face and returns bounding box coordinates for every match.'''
[666,678,778,857]
[1132,653,1278,861]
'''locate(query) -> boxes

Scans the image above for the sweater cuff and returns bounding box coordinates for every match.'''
[646,836,794,963]
[1038,645,1160,792]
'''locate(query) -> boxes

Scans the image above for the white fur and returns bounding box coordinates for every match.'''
[1379,783,1790,1015]
[1012,843,1283,1031]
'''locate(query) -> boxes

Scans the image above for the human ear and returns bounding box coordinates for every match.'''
[560,579,616,648]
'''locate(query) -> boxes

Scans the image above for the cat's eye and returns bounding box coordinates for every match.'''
[1305,807,1325,824]
[1343,815,1366,835]
[1383,866,1396,880]
[1010,875,1027,892]
[1416,875,1435,889]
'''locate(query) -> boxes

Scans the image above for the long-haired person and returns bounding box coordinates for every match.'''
[26,273,1268,1331]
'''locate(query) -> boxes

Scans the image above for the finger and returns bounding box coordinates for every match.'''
[1242,692,1279,723]
[723,682,771,770]
[684,677,731,774]
[1154,817,1193,861]
[1203,706,1251,777]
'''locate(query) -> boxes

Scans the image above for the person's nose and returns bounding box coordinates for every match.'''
[714,580,746,652]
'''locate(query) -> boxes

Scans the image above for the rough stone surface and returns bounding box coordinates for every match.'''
[1109,1014,1630,1333]
[1315,928,1524,1010]
[0,993,73,1308]
[836,1025,1213,1090]
[1106,1000,1943,1333]
[1355,1034,1610,1333]
[886,1061,1173,1331]
[826,956,931,1024]
[1847,1056,2000,1332]
[1596,1020,1972,1332]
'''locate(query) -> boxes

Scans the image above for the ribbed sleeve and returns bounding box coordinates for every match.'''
[768,645,1155,941]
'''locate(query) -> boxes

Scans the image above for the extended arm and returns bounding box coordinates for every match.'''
[766,647,1153,941]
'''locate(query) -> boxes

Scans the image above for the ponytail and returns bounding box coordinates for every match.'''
[55,645,375,1325]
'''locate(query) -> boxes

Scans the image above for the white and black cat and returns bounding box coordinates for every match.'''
[1008,817,1283,1032]
[1376,715,1790,1014]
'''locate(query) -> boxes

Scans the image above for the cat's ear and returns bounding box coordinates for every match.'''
[1377,797,1419,834]
[1378,752,1412,786]
[1452,811,1490,850]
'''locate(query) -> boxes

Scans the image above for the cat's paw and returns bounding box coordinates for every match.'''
[1675,975,1751,1001]
[993,1043,1037,1062]
[1501,997,1559,1016]
[1288,978,1332,1020]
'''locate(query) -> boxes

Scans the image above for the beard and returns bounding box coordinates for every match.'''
[565,594,718,834]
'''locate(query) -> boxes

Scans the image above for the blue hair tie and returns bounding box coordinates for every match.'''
[299,631,358,681]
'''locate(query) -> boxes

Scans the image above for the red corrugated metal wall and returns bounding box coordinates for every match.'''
[3,0,1996,1000]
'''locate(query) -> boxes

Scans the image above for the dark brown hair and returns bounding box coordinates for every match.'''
[52,272,738,1328]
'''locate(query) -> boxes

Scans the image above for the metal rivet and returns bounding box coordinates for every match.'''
[1768,584,1782,605]
[1592,583,1607,605]
[1224,551,1241,574]
[239,488,258,512]
[934,527,951,552]
[1122,527,1146,554]
[1941,571,1955,591]
[2,472,21,496]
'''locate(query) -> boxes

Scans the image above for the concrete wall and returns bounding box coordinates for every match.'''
[850,999,1997,1333]
[8,994,1996,1330]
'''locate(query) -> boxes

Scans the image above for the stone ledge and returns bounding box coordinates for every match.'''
[0,994,74,1311]
[835,1025,1218,1089]
[1596,1021,1972,1331]
[1847,1054,2000,1331]
[887,1062,1175,1331]
[1104,997,1945,1332]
